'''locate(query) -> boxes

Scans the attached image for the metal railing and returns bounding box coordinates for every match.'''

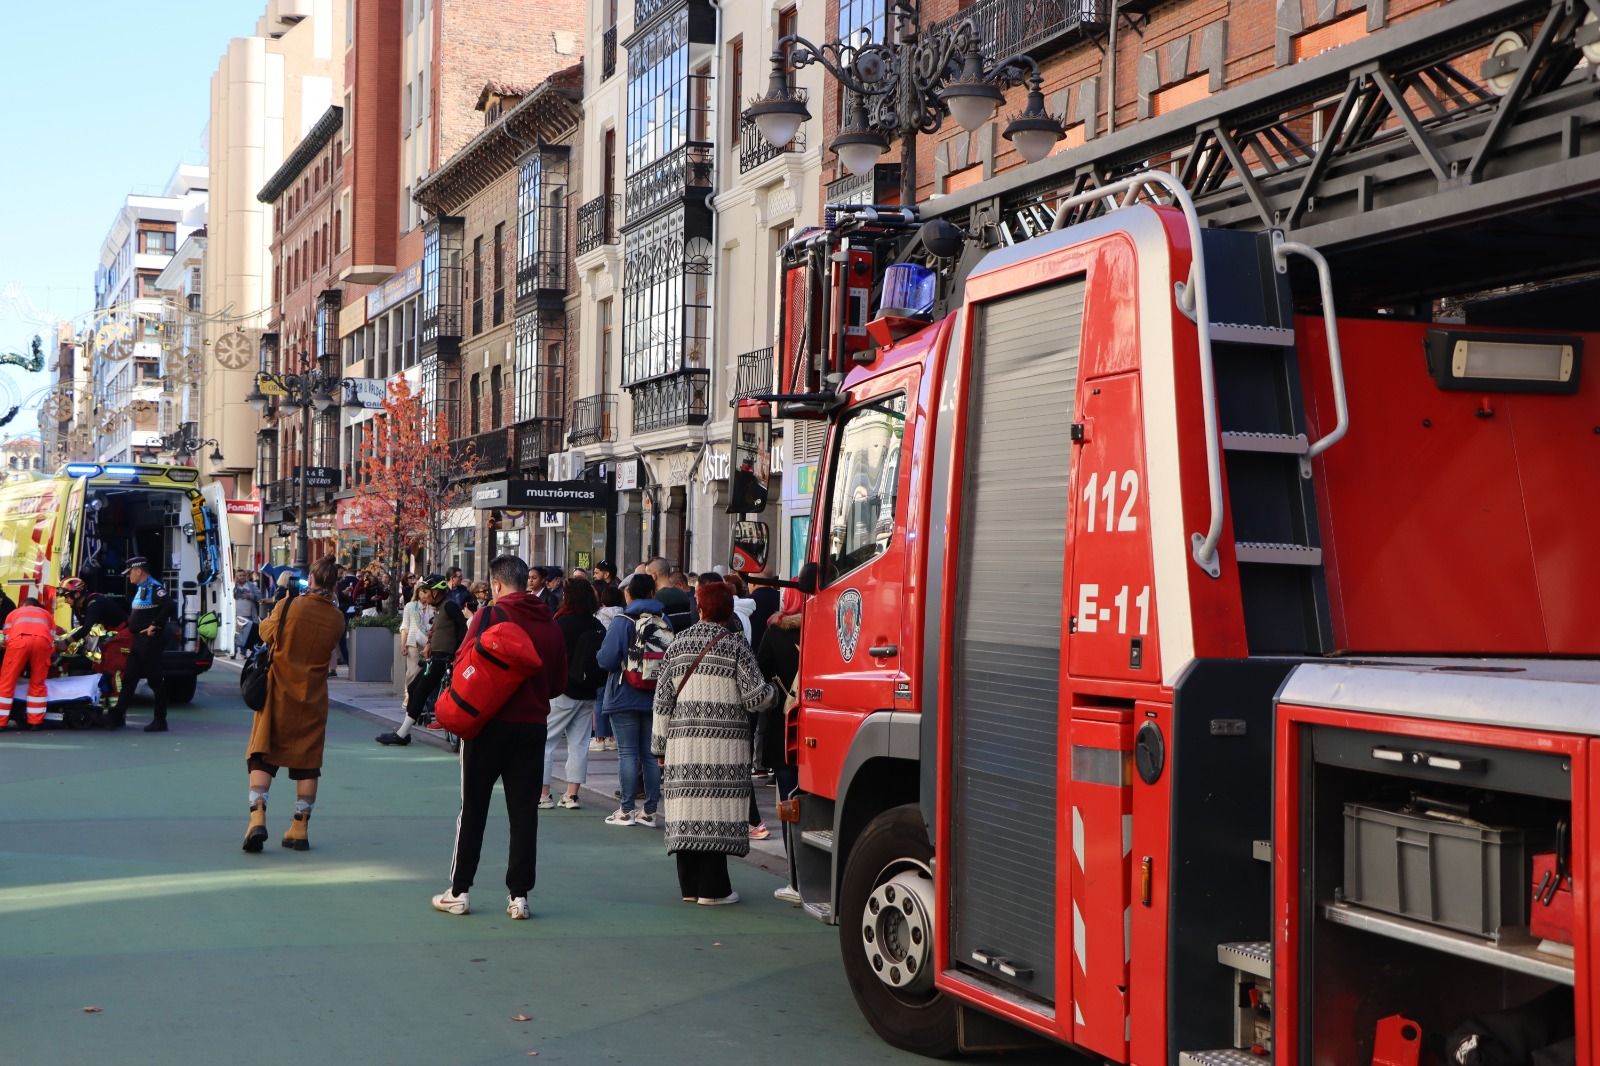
[515,251,568,295]
[515,418,565,470]
[631,369,710,434]
[602,24,618,80]
[739,101,807,174]
[577,194,620,255]
[568,393,618,445]
[625,141,714,221]
[452,427,511,473]
[929,0,1107,62]
[731,347,773,404]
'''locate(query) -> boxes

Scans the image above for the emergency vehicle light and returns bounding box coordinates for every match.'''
[1425,330,1581,394]
[64,464,101,478]
[166,468,199,483]
[878,263,936,319]
[103,465,140,478]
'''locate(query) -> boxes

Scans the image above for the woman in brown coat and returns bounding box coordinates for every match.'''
[243,555,349,853]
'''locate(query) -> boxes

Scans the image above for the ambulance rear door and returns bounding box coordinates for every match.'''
[200,481,235,652]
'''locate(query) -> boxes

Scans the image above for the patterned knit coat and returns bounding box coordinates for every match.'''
[651,622,777,856]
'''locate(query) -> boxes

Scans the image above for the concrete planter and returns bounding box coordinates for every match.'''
[349,626,396,683]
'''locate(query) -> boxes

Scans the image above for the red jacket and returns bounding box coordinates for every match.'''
[456,592,566,725]
[3,604,56,641]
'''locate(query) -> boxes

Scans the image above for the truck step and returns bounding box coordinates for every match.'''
[1220,430,1308,455]
[800,828,834,853]
[802,900,835,923]
[1234,542,1323,566]
[1218,940,1272,979]
[1179,1050,1269,1065]
[1209,322,1295,347]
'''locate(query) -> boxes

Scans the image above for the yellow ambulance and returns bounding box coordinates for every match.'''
[0,462,235,704]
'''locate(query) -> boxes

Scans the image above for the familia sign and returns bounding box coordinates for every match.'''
[472,479,613,513]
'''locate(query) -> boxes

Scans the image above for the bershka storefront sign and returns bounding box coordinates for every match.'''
[473,480,613,512]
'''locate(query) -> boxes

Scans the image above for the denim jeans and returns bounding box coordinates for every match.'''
[543,695,593,790]
[608,709,661,814]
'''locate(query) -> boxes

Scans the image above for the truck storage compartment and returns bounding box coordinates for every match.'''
[1341,801,1527,937]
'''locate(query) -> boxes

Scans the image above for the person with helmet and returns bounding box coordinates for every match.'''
[376,574,466,746]
[111,557,175,733]
[0,596,60,728]
[57,577,133,725]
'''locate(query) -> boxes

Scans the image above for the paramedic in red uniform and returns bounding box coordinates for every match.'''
[0,597,59,728]
[430,555,565,921]
[56,577,132,727]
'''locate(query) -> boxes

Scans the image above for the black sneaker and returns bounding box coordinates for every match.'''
[143,720,168,733]
[376,731,411,746]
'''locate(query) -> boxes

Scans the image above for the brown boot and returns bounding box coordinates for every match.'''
[243,803,268,853]
[281,811,310,851]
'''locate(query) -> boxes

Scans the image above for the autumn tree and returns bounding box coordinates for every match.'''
[344,375,479,590]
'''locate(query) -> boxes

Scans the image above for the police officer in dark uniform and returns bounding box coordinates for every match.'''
[113,557,174,733]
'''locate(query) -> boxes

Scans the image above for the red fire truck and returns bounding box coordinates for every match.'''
[733,0,1600,1062]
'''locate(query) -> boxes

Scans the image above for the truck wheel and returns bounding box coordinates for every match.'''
[839,803,957,1058]
[167,675,197,705]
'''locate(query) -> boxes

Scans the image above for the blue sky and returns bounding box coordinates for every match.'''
[0,0,259,441]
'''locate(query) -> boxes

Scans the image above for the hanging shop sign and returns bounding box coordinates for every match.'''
[616,458,639,491]
[344,377,388,409]
[293,466,342,489]
[226,500,262,516]
[539,511,567,529]
[472,479,614,513]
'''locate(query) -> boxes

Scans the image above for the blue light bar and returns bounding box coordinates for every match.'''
[103,465,140,478]
[878,263,937,318]
[65,464,101,478]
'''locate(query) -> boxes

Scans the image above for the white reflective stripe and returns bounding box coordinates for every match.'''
[1122,813,1133,857]
[1073,901,1087,973]
[1072,807,1085,871]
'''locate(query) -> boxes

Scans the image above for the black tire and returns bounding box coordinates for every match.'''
[838,803,958,1058]
[167,675,197,705]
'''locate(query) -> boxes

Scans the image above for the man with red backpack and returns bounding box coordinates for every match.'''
[595,573,674,827]
[431,555,565,921]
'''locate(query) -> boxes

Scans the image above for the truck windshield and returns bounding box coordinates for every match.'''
[823,392,908,583]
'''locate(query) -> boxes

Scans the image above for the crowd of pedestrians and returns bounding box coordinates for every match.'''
[240,549,804,918]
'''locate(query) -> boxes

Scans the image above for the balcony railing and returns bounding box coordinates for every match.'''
[452,427,512,474]
[634,0,673,30]
[929,0,1107,65]
[576,195,621,255]
[602,24,618,80]
[515,418,564,471]
[625,142,714,222]
[515,252,568,301]
[739,103,807,174]
[826,164,902,206]
[631,369,710,434]
[568,393,618,445]
[730,347,774,406]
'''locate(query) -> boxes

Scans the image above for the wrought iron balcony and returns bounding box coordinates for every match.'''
[515,418,564,471]
[825,163,904,207]
[515,253,567,309]
[602,24,617,80]
[576,195,620,256]
[730,347,773,405]
[451,427,513,475]
[625,142,714,223]
[633,0,673,31]
[630,369,710,434]
[568,393,618,445]
[740,106,807,174]
[928,0,1108,65]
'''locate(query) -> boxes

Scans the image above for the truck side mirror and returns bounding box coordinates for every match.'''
[796,561,820,595]
[730,521,770,575]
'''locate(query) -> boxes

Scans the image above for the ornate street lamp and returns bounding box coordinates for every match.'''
[160,424,227,475]
[743,0,1065,205]
[254,351,358,571]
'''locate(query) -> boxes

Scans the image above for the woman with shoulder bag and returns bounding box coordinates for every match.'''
[399,583,435,687]
[540,577,606,810]
[242,555,349,853]
[650,581,777,905]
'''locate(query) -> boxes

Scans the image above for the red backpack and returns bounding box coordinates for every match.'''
[432,607,543,740]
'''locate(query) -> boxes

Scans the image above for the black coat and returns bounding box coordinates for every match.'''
[555,612,607,701]
[755,621,800,768]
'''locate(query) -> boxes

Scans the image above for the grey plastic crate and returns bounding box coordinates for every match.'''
[1342,803,1527,938]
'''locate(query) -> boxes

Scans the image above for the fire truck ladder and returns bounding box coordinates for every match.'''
[1046,173,1348,654]
[943,0,1600,312]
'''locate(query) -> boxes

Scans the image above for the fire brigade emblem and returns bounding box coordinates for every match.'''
[835,589,863,663]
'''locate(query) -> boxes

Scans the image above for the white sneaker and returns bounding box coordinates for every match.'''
[604,808,636,827]
[506,895,531,920]
[431,889,469,915]
[603,738,617,752]
[697,891,740,906]
[537,794,557,809]
[773,884,802,905]
[558,794,581,810]
[632,809,657,828]
[588,738,606,752]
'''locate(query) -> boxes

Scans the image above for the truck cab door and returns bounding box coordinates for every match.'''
[798,369,916,798]
[200,482,235,653]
